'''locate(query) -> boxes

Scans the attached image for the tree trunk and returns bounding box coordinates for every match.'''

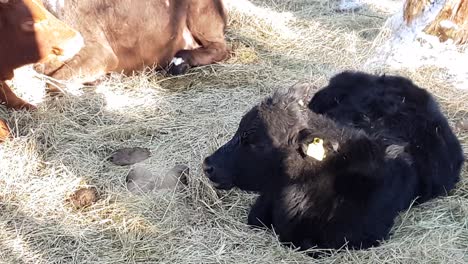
[404,0,468,44]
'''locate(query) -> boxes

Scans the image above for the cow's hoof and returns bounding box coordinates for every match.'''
[167,57,190,75]
[68,187,99,209]
[9,101,37,111]
[109,147,151,166]
[23,103,37,111]
[45,80,67,95]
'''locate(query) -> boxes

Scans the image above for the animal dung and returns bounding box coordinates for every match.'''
[68,187,99,209]
[109,147,151,166]
[126,164,189,194]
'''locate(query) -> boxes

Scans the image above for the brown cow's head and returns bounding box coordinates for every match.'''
[0,0,83,80]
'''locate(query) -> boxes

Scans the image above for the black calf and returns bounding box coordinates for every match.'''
[203,72,463,252]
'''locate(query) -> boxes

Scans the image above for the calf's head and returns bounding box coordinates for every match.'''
[203,84,329,191]
[0,0,83,79]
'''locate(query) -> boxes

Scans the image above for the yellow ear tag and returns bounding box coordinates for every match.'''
[306,138,325,161]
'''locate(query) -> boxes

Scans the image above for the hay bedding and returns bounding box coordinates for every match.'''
[0,0,467,263]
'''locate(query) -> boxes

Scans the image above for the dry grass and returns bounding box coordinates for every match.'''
[1,0,467,263]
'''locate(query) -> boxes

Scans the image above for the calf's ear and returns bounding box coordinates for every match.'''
[292,128,339,161]
[289,83,315,105]
[274,83,315,107]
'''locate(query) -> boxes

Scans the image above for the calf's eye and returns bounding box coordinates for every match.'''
[239,131,263,150]
[240,132,249,145]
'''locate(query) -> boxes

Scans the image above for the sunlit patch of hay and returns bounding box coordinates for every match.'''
[0,0,467,263]
[226,42,260,65]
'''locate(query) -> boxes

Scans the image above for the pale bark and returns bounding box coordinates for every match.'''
[404,0,468,44]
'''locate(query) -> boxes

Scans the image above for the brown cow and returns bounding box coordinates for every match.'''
[0,0,83,110]
[0,0,83,141]
[37,0,229,85]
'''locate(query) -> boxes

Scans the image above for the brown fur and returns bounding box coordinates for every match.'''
[0,0,82,110]
[0,118,10,142]
[38,0,229,84]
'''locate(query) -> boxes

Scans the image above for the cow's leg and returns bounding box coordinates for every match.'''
[37,41,118,92]
[0,118,11,142]
[0,81,36,110]
[167,0,229,75]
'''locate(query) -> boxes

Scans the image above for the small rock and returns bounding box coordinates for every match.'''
[334,0,364,12]
[68,187,99,209]
[126,165,156,194]
[166,164,189,186]
[109,147,151,166]
[455,119,468,131]
[126,164,190,194]
[157,164,189,189]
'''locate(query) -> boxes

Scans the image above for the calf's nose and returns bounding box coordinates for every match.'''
[202,157,214,177]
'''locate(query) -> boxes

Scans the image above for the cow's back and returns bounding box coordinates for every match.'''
[47,0,210,73]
